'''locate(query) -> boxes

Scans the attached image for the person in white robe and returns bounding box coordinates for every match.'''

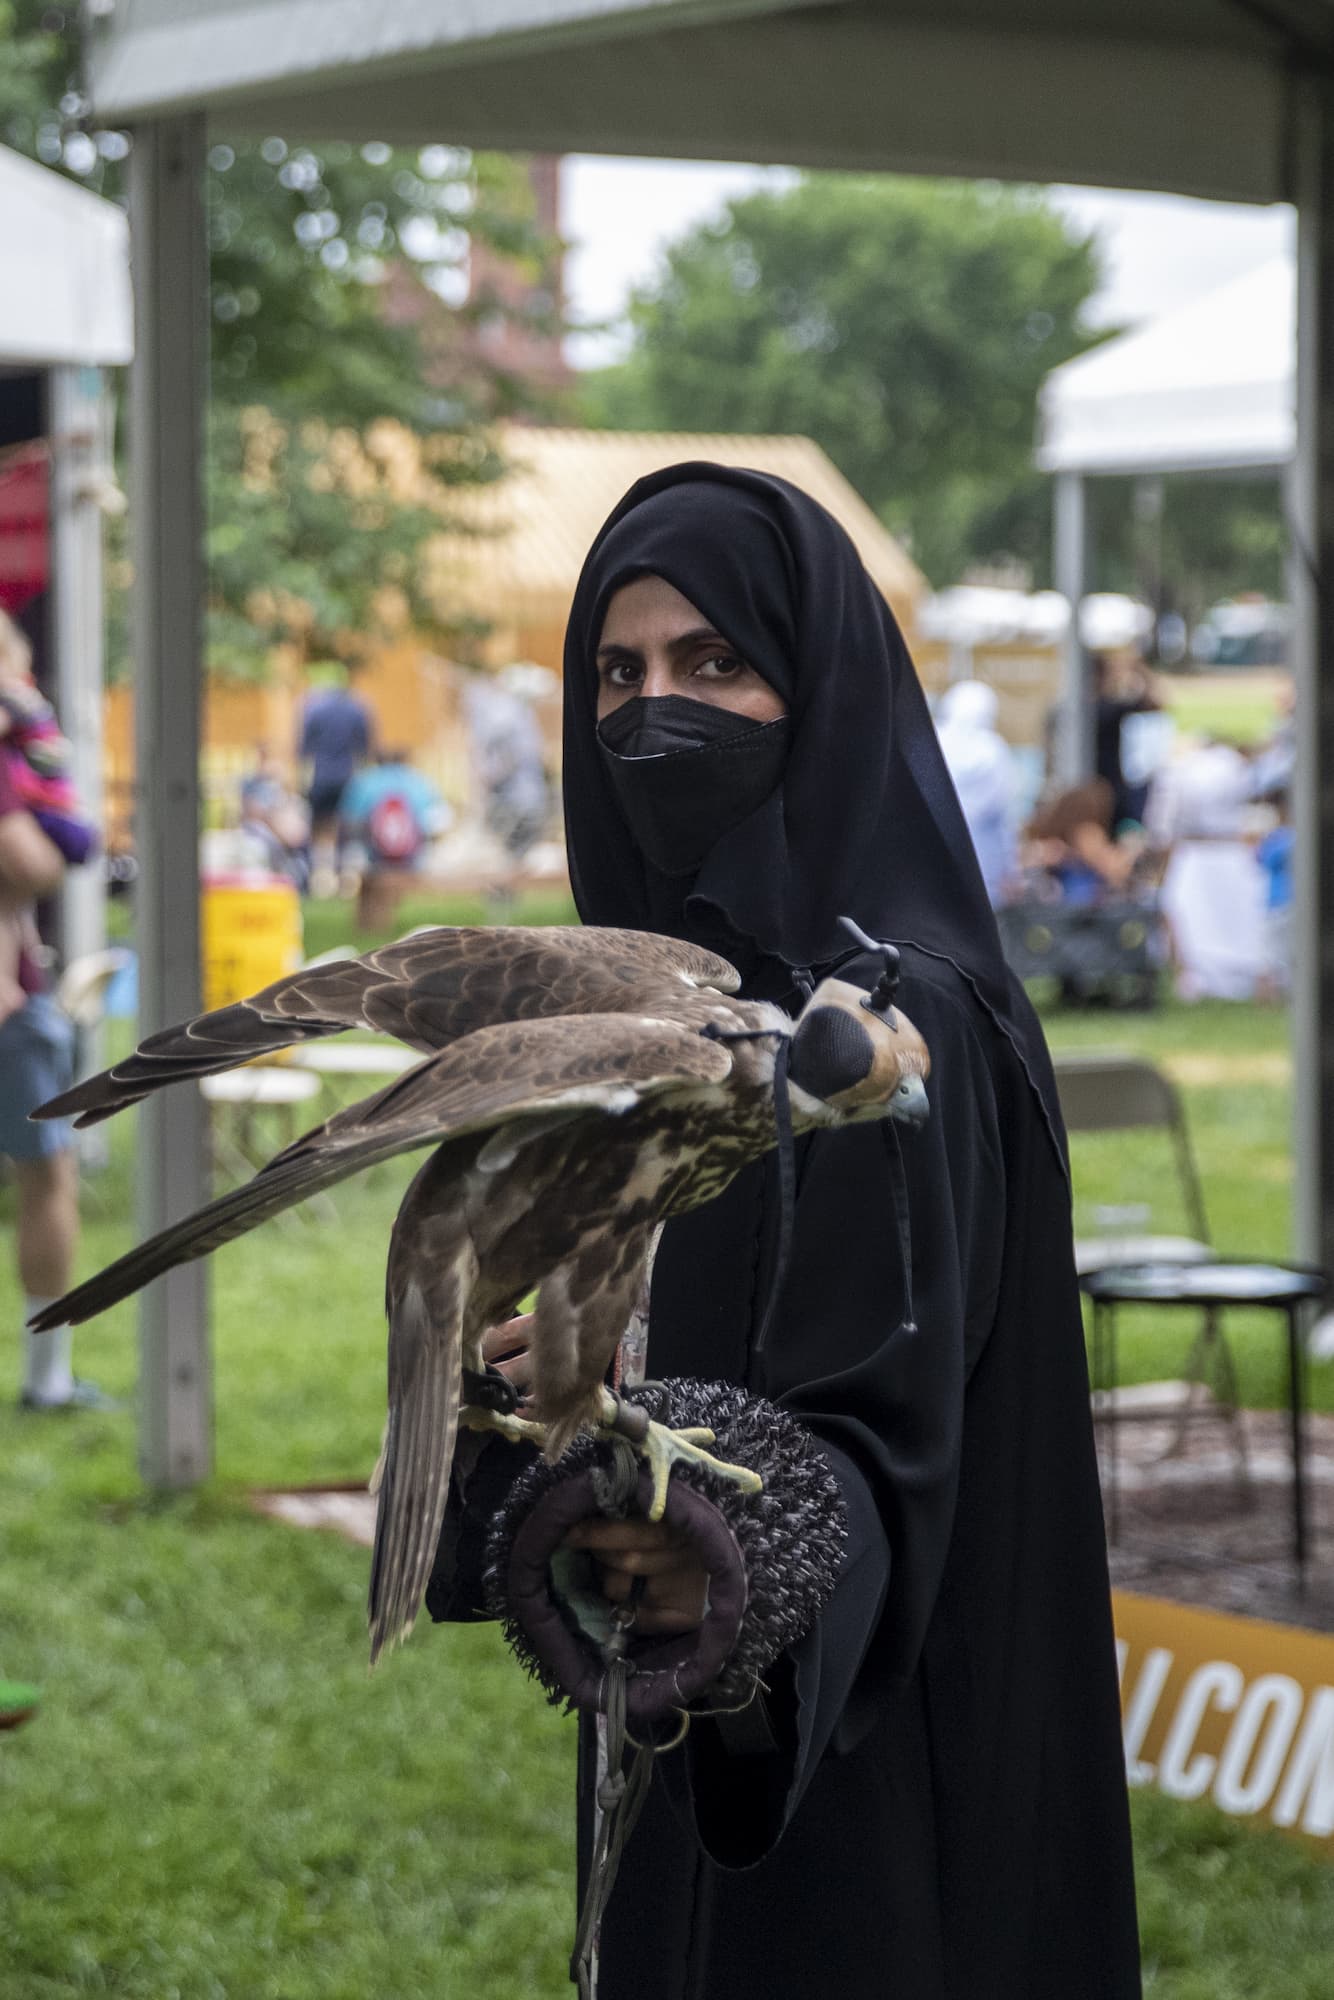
[1148,739,1266,999]
[934,680,1017,908]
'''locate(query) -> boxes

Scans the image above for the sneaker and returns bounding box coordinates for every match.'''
[18,1378,124,1413]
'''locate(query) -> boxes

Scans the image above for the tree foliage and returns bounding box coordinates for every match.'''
[205,411,502,672]
[584,176,1102,586]
[1091,475,1286,623]
[2,2,556,675]
[205,138,544,428]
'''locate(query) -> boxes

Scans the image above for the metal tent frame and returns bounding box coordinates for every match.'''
[80,0,1334,1485]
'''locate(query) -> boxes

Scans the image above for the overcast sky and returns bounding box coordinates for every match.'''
[560,156,1294,369]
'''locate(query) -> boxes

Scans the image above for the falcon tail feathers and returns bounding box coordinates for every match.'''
[367,1273,467,1664]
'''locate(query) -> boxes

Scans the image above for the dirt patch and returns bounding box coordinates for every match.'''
[254,1485,376,1547]
[1102,1398,1334,1631]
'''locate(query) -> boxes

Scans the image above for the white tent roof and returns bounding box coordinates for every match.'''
[1037,255,1294,478]
[0,145,133,370]
[85,0,1296,205]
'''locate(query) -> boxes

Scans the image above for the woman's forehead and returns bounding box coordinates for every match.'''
[598,574,716,648]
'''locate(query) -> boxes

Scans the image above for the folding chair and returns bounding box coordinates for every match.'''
[1053,1052,1245,1476]
[1053,1054,1212,1276]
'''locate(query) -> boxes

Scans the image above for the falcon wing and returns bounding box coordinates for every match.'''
[29,1013,735,1332]
[37,926,740,1129]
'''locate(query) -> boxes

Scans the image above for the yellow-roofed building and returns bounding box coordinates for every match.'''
[103,427,926,841]
[418,426,926,671]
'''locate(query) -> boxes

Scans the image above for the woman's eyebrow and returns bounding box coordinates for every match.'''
[668,626,734,653]
[595,627,736,660]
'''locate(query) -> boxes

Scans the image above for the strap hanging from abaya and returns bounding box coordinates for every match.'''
[754,1034,796,1361]
[699,1023,796,1368]
[880,1117,916,1330]
[698,1018,916,1365]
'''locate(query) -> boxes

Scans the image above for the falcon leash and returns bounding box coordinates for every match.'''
[698,1020,797,1365]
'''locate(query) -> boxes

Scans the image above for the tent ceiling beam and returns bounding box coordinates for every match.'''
[89,8,1285,204]
[1222,0,1334,61]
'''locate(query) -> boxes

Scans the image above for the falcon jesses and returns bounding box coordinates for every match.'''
[31,925,930,1660]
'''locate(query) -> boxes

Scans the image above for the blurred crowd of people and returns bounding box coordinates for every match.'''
[225,662,553,897]
[936,650,1296,1005]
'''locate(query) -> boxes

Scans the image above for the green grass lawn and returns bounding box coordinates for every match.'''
[2,903,1332,1994]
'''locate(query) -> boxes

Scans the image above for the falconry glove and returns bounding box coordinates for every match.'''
[483,1377,848,1728]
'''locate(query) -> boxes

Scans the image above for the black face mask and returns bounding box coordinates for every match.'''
[596,694,790,877]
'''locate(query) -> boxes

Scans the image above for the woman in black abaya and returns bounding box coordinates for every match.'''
[435,464,1140,1999]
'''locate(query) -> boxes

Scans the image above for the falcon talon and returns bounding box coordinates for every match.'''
[461,1404,548,1450]
[639,1423,764,1522]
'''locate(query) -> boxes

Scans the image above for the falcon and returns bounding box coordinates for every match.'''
[30,924,930,1660]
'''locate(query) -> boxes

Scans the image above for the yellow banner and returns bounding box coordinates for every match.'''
[1115,1590,1334,1845]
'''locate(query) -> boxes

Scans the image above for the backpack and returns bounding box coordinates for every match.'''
[367,789,422,864]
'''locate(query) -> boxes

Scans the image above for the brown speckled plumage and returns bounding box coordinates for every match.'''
[29,924,929,1660]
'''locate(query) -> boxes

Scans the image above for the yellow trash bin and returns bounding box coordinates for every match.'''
[201,872,304,1015]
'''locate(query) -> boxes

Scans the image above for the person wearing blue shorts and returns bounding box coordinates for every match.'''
[0,768,111,1410]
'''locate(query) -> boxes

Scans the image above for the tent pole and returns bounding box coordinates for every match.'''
[1290,80,1334,1278]
[1053,470,1092,783]
[47,365,109,1015]
[128,116,212,1487]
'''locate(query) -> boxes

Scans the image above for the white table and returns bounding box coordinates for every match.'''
[200,1065,323,1188]
[200,1068,324,1106]
[290,1042,417,1078]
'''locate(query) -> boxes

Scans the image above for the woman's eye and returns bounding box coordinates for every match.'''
[695,654,747,680]
[603,659,642,688]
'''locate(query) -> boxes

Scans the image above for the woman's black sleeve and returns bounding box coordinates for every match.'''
[677,974,1006,1867]
[424,1433,537,1624]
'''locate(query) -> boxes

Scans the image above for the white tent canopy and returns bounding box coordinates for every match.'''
[0,144,133,369]
[1038,255,1295,478]
[86,0,1292,204]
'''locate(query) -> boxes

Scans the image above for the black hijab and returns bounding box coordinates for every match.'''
[562,461,1064,1154]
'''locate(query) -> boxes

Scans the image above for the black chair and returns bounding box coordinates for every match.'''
[1082,1261,1326,1582]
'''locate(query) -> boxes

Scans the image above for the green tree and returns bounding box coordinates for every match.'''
[583,176,1102,586]
[2,3,559,675]
[1090,475,1286,628]
[1,5,546,425]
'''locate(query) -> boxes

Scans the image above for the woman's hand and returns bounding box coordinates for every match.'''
[481,1312,536,1398]
[564,1516,710,1636]
[481,1317,708,1634]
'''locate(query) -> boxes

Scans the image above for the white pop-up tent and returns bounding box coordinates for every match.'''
[0,142,133,369]
[1036,253,1295,780]
[1039,256,1295,479]
[1,145,132,990]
